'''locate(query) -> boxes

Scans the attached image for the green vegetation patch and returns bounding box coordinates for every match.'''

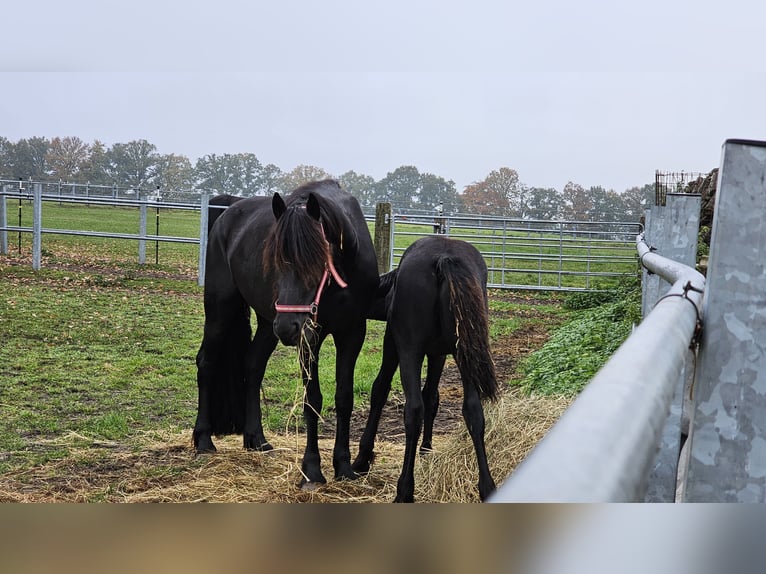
[518,280,641,396]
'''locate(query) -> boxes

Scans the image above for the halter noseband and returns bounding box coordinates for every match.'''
[273,219,348,319]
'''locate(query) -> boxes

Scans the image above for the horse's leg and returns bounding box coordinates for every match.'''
[394,351,425,503]
[194,316,236,453]
[300,339,327,488]
[460,375,496,502]
[353,327,399,474]
[332,323,367,481]
[420,353,445,454]
[193,336,219,453]
[243,319,278,451]
[193,288,251,453]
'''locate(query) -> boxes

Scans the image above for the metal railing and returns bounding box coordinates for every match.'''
[2,184,641,293]
[0,184,209,285]
[489,232,704,501]
[389,212,641,291]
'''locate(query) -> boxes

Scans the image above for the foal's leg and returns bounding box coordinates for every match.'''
[394,352,426,503]
[353,328,399,474]
[243,318,278,451]
[420,353,445,454]
[460,377,496,502]
[332,323,367,481]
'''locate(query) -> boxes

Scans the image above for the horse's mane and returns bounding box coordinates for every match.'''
[265,180,348,289]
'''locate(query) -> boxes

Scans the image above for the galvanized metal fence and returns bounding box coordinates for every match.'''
[383,212,641,291]
[0,184,209,285]
[493,139,766,502]
[0,183,640,293]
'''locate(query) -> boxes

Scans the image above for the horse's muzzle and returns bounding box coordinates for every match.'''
[273,315,304,346]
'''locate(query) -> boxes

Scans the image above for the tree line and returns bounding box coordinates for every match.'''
[0,136,655,221]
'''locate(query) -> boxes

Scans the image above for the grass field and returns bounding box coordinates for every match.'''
[0,227,569,480]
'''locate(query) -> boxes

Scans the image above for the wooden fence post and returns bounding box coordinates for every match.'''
[374,202,392,274]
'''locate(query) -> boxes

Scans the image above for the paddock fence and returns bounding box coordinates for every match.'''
[492,138,766,502]
[0,182,640,293]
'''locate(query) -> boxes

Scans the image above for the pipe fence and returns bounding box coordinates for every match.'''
[492,139,766,503]
[490,232,705,501]
[1,185,639,293]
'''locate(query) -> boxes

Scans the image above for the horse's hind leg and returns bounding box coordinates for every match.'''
[194,339,218,453]
[353,328,399,474]
[194,318,238,453]
[193,292,251,454]
[460,376,496,501]
[243,319,278,451]
[394,352,426,503]
[420,353,445,454]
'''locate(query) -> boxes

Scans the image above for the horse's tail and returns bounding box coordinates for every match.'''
[207,299,251,434]
[436,255,499,401]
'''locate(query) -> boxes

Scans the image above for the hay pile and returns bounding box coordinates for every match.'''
[0,390,570,503]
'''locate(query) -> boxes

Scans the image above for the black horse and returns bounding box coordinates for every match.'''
[194,179,379,487]
[206,194,243,233]
[353,236,499,502]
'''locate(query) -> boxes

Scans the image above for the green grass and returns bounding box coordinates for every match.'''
[0,255,572,476]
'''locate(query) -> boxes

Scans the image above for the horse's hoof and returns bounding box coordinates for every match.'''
[244,435,273,451]
[194,435,217,454]
[351,452,375,474]
[419,446,434,456]
[335,469,359,482]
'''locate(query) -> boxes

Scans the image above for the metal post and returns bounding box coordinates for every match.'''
[18,178,22,254]
[198,191,209,287]
[640,207,652,317]
[138,192,147,265]
[642,204,666,317]
[643,192,701,502]
[32,183,42,270]
[155,187,160,265]
[684,139,766,501]
[0,186,7,255]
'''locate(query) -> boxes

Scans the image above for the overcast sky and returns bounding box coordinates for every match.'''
[2,0,764,193]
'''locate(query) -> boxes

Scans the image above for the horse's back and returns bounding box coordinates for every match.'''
[205,195,276,316]
[390,236,486,353]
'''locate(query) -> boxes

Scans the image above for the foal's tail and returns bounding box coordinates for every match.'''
[436,256,499,401]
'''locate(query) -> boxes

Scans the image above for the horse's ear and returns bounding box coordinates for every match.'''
[306,193,321,221]
[272,193,286,220]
